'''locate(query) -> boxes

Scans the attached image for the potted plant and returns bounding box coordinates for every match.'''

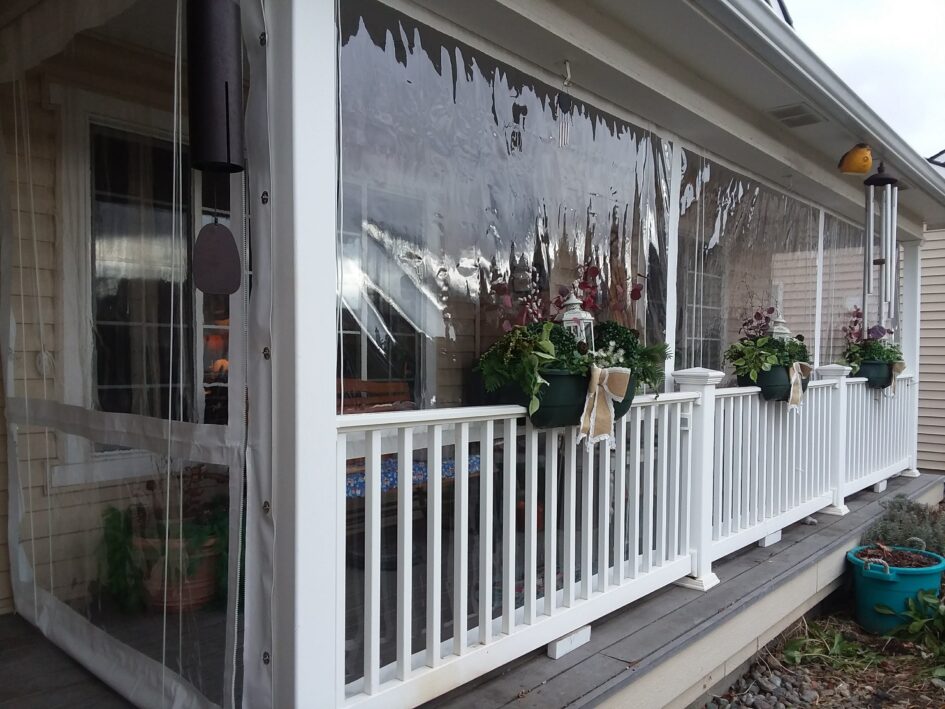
[841,307,903,389]
[847,541,945,635]
[591,320,670,419]
[99,467,228,614]
[724,306,810,401]
[477,321,590,428]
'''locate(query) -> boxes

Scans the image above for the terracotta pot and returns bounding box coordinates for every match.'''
[133,535,220,613]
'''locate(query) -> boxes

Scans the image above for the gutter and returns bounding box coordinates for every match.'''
[693,0,945,210]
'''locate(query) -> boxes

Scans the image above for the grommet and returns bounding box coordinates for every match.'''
[262,651,271,665]
[259,32,267,46]
[262,500,271,514]
[261,190,269,204]
[262,346,271,360]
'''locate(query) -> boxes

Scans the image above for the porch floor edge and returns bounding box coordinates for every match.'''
[422,472,945,709]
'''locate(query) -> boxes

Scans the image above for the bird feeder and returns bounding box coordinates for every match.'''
[863,162,899,328]
[559,292,595,349]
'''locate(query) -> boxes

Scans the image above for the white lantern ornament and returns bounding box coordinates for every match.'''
[559,291,595,350]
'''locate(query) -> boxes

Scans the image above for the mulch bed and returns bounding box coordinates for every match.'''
[855,545,938,568]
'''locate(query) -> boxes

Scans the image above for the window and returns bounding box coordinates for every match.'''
[88,124,233,425]
[91,125,194,419]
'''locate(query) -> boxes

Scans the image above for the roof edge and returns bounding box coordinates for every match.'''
[694,0,945,208]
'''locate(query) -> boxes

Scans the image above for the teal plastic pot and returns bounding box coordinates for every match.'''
[858,360,893,389]
[612,376,637,420]
[530,370,589,429]
[847,545,945,635]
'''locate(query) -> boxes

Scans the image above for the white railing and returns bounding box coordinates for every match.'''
[844,375,917,495]
[333,365,918,706]
[707,380,835,560]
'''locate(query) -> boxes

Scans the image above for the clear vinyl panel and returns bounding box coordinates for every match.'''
[13,427,234,704]
[0,1,251,707]
[337,0,672,412]
[675,151,819,372]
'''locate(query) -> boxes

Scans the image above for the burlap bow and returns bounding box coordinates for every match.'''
[889,360,906,394]
[787,362,812,410]
[578,365,633,447]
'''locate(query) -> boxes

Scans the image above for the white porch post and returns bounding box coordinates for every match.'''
[674,367,723,591]
[901,239,922,476]
[268,0,341,706]
[818,364,851,515]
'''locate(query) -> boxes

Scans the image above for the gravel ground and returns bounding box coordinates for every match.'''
[705,616,945,708]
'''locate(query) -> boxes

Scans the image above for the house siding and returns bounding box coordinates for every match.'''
[919,228,945,472]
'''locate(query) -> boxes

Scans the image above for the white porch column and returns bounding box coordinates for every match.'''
[673,367,724,591]
[268,0,341,706]
[818,364,851,516]
[901,239,922,476]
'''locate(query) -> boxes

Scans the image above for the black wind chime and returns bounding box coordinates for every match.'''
[188,0,245,296]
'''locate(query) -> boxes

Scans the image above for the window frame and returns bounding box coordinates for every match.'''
[51,85,224,476]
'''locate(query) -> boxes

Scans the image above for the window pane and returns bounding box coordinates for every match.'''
[91,125,194,419]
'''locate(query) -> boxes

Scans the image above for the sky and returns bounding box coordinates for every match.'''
[787,0,945,160]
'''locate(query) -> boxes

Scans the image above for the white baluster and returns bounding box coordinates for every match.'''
[563,428,577,606]
[479,420,494,644]
[502,418,517,635]
[455,423,469,655]
[397,427,414,680]
[427,425,443,667]
[365,429,382,692]
[544,429,559,615]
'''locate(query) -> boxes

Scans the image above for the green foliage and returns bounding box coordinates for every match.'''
[724,335,809,383]
[526,322,588,376]
[843,338,904,374]
[592,321,670,390]
[724,336,780,382]
[876,590,945,675]
[100,506,147,613]
[478,322,574,415]
[782,621,882,670]
[862,495,945,555]
[99,495,229,612]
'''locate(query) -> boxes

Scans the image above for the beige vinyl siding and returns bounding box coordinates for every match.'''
[919,228,945,471]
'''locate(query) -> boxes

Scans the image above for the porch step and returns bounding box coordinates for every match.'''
[421,472,944,709]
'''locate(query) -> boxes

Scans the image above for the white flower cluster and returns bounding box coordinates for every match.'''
[591,340,626,368]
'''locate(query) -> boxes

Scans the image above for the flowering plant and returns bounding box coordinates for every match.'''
[592,320,669,390]
[724,306,810,383]
[840,306,902,374]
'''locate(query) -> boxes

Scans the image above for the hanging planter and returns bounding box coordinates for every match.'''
[612,375,637,420]
[736,367,809,402]
[591,321,668,420]
[847,543,945,635]
[857,360,893,389]
[476,322,592,429]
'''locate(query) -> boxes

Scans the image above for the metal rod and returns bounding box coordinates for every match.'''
[890,185,899,323]
[864,185,874,333]
[879,184,889,314]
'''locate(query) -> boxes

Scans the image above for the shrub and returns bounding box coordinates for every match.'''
[861,495,945,555]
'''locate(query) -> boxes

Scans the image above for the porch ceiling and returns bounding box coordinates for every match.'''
[403,0,945,237]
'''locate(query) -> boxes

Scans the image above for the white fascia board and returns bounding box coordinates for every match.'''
[702,0,945,208]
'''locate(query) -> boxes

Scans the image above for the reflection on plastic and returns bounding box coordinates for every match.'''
[338,0,669,409]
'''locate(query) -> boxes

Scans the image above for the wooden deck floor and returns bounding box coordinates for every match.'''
[0,472,940,708]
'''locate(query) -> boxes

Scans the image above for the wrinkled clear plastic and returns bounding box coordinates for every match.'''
[338,0,670,411]
[676,151,818,370]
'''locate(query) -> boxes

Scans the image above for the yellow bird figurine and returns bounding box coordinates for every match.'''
[838,143,873,174]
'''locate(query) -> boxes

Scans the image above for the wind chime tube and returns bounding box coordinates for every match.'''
[876,185,889,312]
[864,185,874,330]
[889,185,899,321]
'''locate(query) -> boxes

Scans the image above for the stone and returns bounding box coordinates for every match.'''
[769,673,782,688]
[801,689,820,703]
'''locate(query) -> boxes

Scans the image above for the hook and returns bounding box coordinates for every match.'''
[563,60,572,88]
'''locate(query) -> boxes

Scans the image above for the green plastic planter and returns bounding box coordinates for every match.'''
[530,370,589,429]
[612,376,637,420]
[847,545,945,635]
[737,367,809,402]
[858,360,893,389]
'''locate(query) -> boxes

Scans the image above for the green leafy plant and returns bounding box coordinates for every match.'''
[724,306,810,382]
[841,306,903,374]
[782,621,882,670]
[592,321,670,390]
[98,467,229,612]
[876,591,945,676]
[477,322,587,415]
[862,496,945,555]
